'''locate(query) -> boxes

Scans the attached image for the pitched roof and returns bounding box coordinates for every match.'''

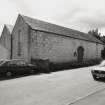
[21,14,104,44]
[5,24,13,34]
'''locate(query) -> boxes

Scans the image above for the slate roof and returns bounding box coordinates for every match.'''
[5,24,13,34]
[21,14,104,44]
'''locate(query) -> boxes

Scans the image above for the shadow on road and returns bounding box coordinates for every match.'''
[0,73,41,81]
[0,75,29,81]
[94,78,105,83]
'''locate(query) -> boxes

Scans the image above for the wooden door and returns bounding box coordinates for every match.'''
[77,46,84,62]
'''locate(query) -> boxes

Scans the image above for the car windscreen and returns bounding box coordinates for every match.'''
[99,60,105,66]
[0,61,5,65]
[0,61,4,64]
[0,60,28,66]
[9,60,28,66]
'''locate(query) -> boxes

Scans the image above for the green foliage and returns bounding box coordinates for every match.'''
[50,59,101,72]
[100,36,105,44]
[88,28,101,40]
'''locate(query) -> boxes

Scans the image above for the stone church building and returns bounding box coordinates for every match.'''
[0,24,13,59]
[11,14,104,65]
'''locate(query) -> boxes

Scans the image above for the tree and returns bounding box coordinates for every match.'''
[88,28,101,40]
[100,36,105,43]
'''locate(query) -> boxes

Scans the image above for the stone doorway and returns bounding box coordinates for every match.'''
[77,46,84,62]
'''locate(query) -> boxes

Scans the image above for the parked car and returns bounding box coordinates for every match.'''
[0,59,37,77]
[91,60,105,80]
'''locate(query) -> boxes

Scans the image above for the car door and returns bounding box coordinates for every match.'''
[16,61,28,74]
[6,61,18,75]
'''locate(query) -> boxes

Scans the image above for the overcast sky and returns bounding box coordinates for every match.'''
[0,0,105,35]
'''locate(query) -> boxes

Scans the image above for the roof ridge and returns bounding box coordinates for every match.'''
[21,14,87,34]
[19,14,104,44]
[5,24,13,34]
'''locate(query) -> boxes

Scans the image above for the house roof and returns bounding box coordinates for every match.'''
[5,24,13,34]
[21,14,104,44]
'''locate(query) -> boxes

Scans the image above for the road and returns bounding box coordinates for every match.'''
[69,88,105,105]
[0,66,105,105]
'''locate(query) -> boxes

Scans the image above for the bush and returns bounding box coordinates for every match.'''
[50,59,101,72]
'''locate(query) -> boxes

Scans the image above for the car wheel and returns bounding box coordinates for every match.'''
[6,71,12,78]
[93,75,98,80]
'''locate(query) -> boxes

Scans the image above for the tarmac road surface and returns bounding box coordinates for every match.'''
[69,85,105,105]
[0,66,105,105]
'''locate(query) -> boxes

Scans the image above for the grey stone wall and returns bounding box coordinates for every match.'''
[12,15,30,62]
[0,44,9,59]
[0,26,11,59]
[12,15,104,64]
[30,30,104,63]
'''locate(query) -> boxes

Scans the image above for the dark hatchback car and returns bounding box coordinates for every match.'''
[0,59,37,77]
[91,60,105,80]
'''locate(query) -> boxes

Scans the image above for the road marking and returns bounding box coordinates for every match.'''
[68,85,105,105]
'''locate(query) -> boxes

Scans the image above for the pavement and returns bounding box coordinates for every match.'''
[0,66,105,105]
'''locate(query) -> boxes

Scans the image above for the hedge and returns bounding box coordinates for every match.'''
[49,59,102,72]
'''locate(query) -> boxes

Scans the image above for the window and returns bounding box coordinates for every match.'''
[17,30,22,56]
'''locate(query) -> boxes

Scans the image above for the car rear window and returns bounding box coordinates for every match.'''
[16,61,27,66]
